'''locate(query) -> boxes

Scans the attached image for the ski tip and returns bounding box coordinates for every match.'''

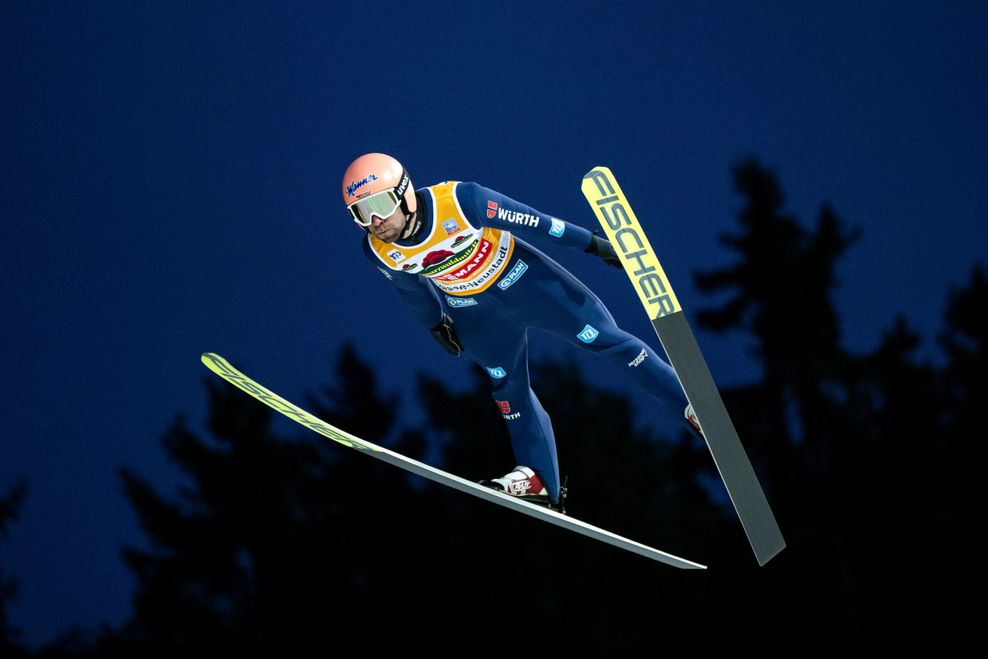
[583,165,611,178]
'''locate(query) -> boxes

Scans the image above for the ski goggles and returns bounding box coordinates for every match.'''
[347,170,411,227]
[347,189,401,227]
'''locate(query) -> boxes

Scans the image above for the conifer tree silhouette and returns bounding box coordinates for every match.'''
[0,480,27,656]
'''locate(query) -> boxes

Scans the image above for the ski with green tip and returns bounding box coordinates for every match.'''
[200,352,706,569]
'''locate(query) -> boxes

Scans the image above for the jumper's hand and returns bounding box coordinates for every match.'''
[430,314,464,356]
[584,231,623,270]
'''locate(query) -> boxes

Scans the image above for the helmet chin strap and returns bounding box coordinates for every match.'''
[397,194,421,240]
[398,211,416,240]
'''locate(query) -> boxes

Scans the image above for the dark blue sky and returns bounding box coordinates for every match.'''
[2,1,985,647]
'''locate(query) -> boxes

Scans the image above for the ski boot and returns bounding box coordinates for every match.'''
[479,466,567,513]
[685,403,703,437]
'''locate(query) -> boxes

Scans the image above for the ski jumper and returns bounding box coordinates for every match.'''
[363,181,686,503]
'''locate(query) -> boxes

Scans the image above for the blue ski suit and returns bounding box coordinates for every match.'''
[362,181,686,503]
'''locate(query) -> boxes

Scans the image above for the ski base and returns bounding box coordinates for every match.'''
[653,312,785,566]
[200,353,705,570]
[581,165,785,566]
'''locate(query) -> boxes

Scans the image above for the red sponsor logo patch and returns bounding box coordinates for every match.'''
[487,200,498,219]
[495,400,511,414]
[422,249,455,268]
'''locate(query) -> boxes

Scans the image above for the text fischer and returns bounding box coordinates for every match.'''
[586,170,678,317]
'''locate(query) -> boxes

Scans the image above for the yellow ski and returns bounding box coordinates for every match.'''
[582,166,785,566]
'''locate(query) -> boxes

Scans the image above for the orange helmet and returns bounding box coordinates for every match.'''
[341,153,417,227]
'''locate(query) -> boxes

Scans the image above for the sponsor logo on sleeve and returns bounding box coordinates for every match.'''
[445,296,478,308]
[486,366,507,379]
[496,399,521,420]
[496,206,540,227]
[628,348,648,367]
[577,324,600,343]
[487,200,498,219]
[376,267,393,280]
[549,218,566,237]
[497,259,528,290]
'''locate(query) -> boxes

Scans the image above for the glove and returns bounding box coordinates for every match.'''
[430,314,464,356]
[584,231,623,270]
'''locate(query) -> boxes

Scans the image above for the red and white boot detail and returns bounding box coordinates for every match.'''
[480,466,550,503]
